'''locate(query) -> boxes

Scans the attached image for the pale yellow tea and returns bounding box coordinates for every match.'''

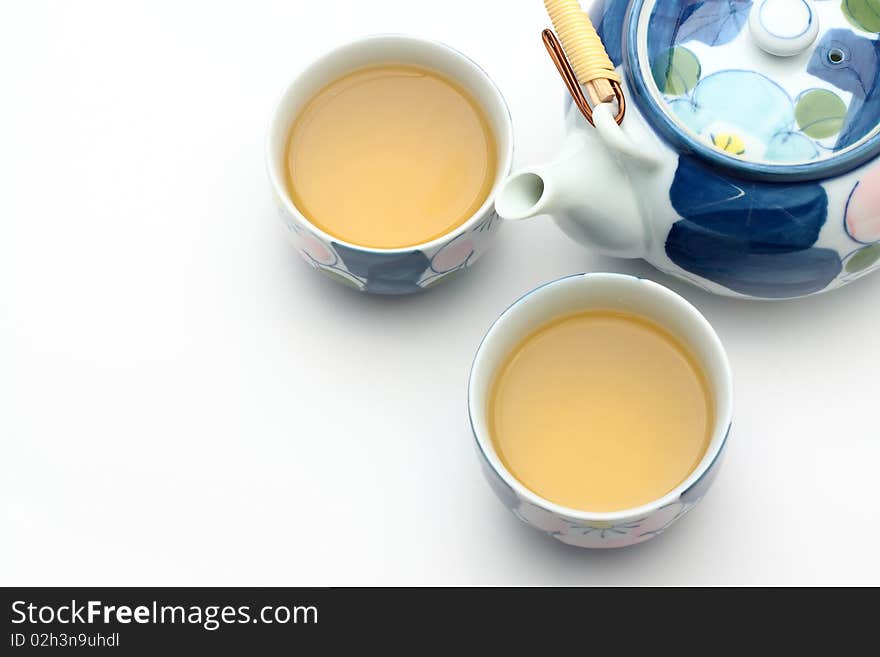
[489,311,714,512]
[286,65,498,249]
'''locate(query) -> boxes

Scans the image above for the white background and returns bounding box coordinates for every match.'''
[2,0,878,586]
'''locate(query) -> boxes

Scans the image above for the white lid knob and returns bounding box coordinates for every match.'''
[749,0,819,57]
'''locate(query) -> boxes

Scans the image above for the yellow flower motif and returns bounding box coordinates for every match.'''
[578,517,647,539]
[586,520,614,530]
[711,132,746,156]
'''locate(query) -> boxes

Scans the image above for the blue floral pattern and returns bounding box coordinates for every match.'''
[668,71,821,163]
[594,0,630,66]
[332,244,430,295]
[647,0,753,59]
[476,421,731,548]
[808,28,880,151]
[588,0,880,297]
[279,204,501,295]
[643,0,880,162]
[665,157,842,297]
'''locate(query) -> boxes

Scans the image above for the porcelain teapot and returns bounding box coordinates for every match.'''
[496,0,880,299]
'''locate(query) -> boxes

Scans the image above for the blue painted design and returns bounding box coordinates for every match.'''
[756,0,813,40]
[473,211,499,233]
[665,157,842,298]
[594,0,630,67]
[332,243,430,295]
[673,71,792,138]
[647,0,753,60]
[668,70,821,163]
[669,157,829,252]
[622,0,880,180]
[808,28,880,151]
[766,131,819,162]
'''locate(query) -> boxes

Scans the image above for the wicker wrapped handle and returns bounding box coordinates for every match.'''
[543,0,625,126]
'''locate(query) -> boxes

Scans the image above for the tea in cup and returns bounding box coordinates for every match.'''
[469,274,733,548]
[267,35,514,294]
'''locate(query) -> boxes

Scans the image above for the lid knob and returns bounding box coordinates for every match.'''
[749,0,819,57]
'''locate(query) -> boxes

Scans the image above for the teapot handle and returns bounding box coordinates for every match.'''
[593,103,664,168]
[540,11,662,170]
[542,28,625,128]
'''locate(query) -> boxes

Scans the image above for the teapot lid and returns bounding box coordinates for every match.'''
[626,0,880,180]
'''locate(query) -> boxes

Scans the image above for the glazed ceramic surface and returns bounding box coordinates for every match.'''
[268,35,513,295]
[468,274,733,548]
[496,0,880,299]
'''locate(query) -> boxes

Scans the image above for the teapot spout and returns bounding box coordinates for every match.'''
[495,131,650,260]
[494,170,552,221]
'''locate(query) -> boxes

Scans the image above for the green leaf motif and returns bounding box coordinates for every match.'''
[652,47,701,96]
[795,89,848,139]
[843,0,880,33]
[846,244,880,273]
[319,268,362,290]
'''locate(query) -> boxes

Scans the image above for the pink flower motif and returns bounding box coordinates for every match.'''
[298,231,336,266]
[431,238,475,273]
[845,167,880,244]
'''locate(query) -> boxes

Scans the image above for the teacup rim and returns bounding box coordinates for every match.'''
[467,273,735,523]
[265,33,515,255]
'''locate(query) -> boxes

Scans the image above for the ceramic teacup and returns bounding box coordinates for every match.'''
[468,274,733,548]
[267,35,514,295]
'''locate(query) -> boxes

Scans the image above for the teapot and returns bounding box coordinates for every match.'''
[495,0,880,299]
